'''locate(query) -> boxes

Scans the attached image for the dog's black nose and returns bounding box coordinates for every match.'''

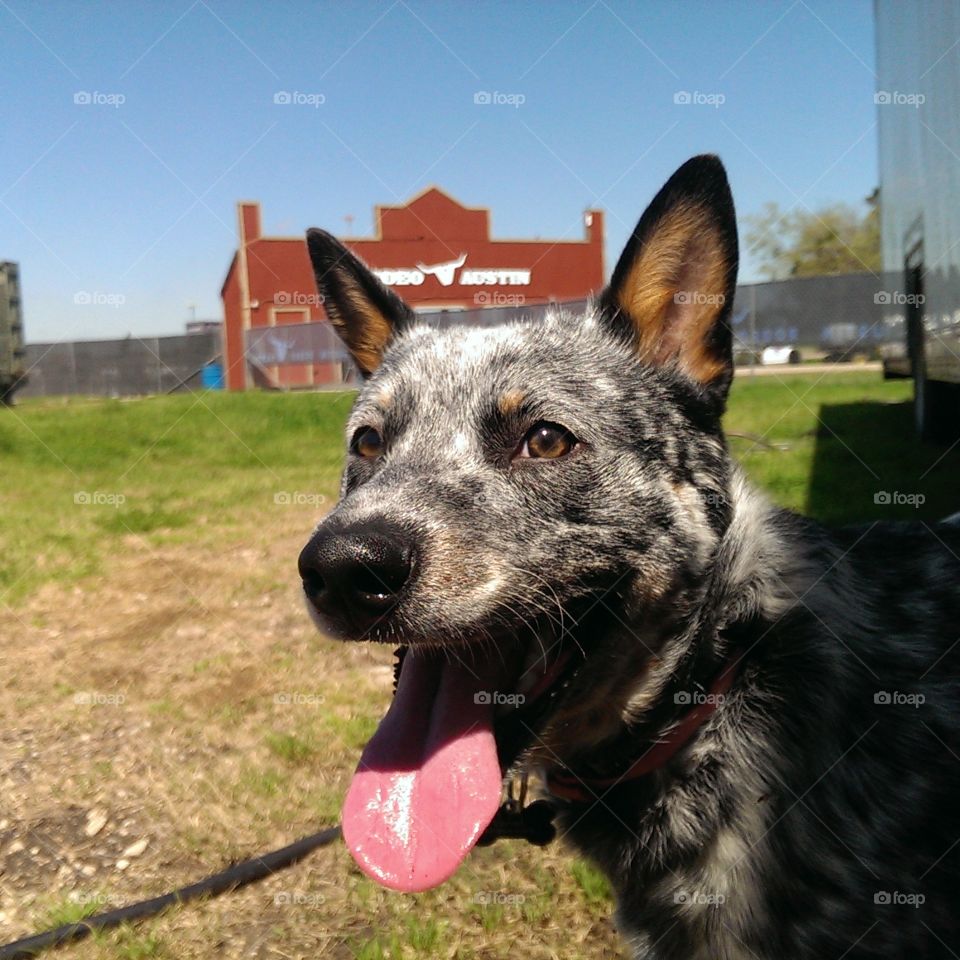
[298,522,415,636]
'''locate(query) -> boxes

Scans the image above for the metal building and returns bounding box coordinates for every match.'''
[875,0,960,437]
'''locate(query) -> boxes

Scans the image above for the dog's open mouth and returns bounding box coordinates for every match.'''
[341,627,580,892]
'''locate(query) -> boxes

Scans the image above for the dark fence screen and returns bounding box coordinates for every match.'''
[20,271,911,396]
[19,333,219,397]
[246,323,348,366]
[413,273,906,361]
[730,271,905,355]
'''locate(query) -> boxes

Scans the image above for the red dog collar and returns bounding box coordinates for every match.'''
[546,650,745,803]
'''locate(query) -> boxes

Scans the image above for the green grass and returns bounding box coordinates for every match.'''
[235,764,289,799]
[110,929,168,960]
[75,926,169,960]
[725,371,959,523]
[32,896,165,957]
[3,376,958,610]
[0,391,354,603]
[39,893,100,929]
[323,711,380,752]
[351,915,448,959]
[568,860,612,907]
[264,730,316,764]
[3,376,958,607]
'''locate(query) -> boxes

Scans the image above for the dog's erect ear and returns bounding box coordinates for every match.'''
[306,228,414,377]
[598,155,738,404]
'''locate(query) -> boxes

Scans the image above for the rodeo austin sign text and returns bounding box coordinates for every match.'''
[372,253,531,288]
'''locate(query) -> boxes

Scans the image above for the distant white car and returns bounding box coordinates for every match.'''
[761,345,801,365]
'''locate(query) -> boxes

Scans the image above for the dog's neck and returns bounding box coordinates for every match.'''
[545,645,746,801]
[540,469,804,798]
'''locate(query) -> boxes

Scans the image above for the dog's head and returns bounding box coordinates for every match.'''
[299,155,738,892]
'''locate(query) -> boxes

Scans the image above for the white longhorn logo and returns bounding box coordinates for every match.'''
[416,252,467,287]
[264,332,290,363]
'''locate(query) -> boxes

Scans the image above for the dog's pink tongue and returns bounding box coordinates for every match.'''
[342,651,503,892]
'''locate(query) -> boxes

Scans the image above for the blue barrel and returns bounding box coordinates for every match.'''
[201,361,224,390]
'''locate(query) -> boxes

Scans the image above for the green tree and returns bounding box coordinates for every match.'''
[744,194,880,279]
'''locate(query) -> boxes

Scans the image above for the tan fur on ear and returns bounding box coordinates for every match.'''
[617,201,730,385]
[339,284,394,375]
[307,228,412,378]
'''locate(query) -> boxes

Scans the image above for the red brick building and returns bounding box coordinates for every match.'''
[221,187,604,390]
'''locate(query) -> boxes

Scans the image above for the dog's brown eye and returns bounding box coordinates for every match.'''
[352,427,384,458]
[520,422,577,460]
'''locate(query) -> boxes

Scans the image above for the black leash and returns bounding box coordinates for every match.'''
[0,826,341,960]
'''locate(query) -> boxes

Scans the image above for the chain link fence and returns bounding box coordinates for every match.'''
[18,333,219,398]
[18,271,909,397]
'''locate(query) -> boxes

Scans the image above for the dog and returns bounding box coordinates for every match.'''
[298,155,960,959]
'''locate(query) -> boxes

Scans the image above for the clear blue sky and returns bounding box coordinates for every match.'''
[0,0,878,342]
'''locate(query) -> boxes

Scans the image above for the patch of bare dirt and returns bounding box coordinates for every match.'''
[0,509,383,935]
